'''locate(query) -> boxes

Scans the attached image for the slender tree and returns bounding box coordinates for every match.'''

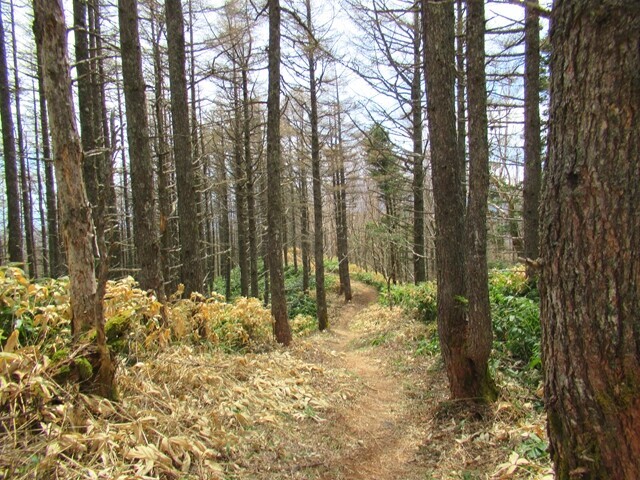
[522,0,541,277]
[0,5,23,263]
[34,21,62,276]
[540,1,640,477]
[266,0,291,344]
[305,0,328,330]
[165,0,203,295]
[34,0,115,398]
[10,0,37,277]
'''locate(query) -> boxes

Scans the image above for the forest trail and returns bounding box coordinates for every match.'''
[305,282,430,480]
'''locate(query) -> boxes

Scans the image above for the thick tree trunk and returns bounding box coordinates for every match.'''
[266,0,291,344]
[34,0,115,399]
[0,7,23,263]
[540,1,640,478]
[118,0,165,298]
[306,0,328,331]
[423,0,485,400]
[522,0,541,278]
[465,0,496,399]
[165,0,203,295]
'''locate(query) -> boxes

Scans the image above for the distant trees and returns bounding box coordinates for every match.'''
[540,1,640,477]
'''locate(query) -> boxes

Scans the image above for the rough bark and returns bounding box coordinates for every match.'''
[118,0,165,297]
[522,0,541,277]
[266,0,291,344]
[0,7,23,263]
[35,34,62,277]
[465,0,496,399]
[34,0,115,399]
[411,7,426,284]
[423,0,484,400]
[455,0,467,202]
[165,0,202,295]
[73,0,99,210]
[540,1,640,478]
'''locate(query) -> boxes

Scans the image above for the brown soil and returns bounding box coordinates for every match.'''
[306,283,436,480]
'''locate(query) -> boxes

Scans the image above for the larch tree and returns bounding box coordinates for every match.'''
[0,4,23,264]
[464,0,496,399]
[540,1,640,477]
[34,27,62,277]
[522,0,542,277]
[10,0,37,278]
[422,0,495,400]
[33,0,115,399]
[118,0,165,298]
[304,0,328,331]
[165,0,203,295]
[266,0,292,344]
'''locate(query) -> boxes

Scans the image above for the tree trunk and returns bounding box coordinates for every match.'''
[216,137,232,300]
[9,0,37,278]
[232,71,249,296]
[242,67,260,298]
[165,0,202,295]
[522,0,541,278]
[540,2,640,478]
[34,0,115,399]
[299,165,310,294]
[423,0,481,400]
[118,0,165,298]
[34,31,62,276]
[411,7,426,284]
[465,0,496,399]
[333,82,352,302]
[0,6,23,263]
[266,0,291,344]
[455,0,466,203]
[306,0,328,331]
[73,0,99,210]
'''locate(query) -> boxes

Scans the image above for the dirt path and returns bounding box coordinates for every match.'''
[311,283,427,480]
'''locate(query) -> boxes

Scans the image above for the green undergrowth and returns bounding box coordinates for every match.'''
[359,265,541,384]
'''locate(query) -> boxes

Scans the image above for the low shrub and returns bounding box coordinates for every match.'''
[379,281,438,324]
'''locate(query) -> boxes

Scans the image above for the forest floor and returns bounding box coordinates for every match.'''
[233,282,552,480]
[2,280,552,479]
